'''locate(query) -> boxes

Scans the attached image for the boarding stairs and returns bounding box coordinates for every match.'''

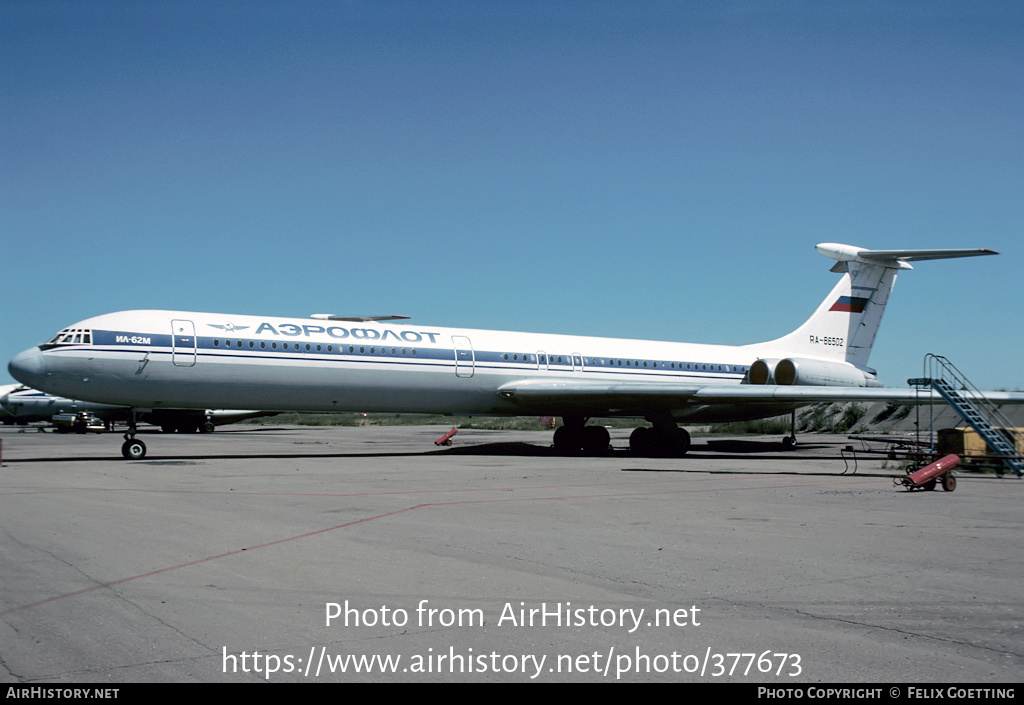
[911,354,1024,477]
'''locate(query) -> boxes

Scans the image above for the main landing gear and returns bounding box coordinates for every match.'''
[628,415,691,457]
[552,416,612,455]
[552,415,691,457]
[782,410,798,449]
[120,412,146,459]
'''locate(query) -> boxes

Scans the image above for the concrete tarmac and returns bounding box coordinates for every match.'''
[0,424,1020,683]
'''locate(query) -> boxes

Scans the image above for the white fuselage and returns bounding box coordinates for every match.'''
[11,309,772,422]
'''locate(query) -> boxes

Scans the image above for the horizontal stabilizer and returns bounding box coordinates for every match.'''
[816,243,997,270]
[859,247,998,262]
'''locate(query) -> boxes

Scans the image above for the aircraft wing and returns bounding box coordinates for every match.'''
[497,380,1024,411]
[309,314,411,322]
[689,386,1024,404]
[499,380,703,407]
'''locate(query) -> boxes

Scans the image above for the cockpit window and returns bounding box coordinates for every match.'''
[43,328,92,348]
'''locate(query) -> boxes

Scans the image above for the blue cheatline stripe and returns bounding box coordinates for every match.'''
[81,329,749,381]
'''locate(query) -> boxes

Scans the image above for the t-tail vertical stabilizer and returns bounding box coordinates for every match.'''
[748,243,997,384]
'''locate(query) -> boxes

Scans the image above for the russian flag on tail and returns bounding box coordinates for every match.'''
[830,296,869,313]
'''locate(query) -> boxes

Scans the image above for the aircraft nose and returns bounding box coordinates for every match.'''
[8,347,48,388]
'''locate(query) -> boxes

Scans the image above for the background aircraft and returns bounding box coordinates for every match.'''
[0,384,21,425]
[0,385,124,427]
[0,385,274,433]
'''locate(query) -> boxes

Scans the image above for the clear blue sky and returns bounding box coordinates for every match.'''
[3,1,1022,390]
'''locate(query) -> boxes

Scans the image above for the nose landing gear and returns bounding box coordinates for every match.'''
[120,412,147,459]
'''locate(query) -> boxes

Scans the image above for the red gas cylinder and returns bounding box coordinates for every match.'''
[906,454,960,489]
[435,426,458,446]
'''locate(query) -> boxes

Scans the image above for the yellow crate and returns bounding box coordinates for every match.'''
[937,427,1024,458]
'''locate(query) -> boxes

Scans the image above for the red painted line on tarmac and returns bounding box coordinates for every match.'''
[0,504,427,616]
[2,476,876,616]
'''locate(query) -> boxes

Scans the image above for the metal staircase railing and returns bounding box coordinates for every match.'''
[910,354,1024,477]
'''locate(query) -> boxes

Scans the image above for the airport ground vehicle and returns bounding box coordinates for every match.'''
[52,411,106,434]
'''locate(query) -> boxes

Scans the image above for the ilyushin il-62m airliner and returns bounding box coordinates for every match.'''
[9,243,1023,459]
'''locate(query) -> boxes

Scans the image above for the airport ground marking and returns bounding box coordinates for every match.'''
[2,476,877,616]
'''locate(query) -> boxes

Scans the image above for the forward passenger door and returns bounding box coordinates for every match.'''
[171,320,196,367]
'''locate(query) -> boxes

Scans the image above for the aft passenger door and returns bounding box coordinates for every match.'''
[171,319,197,367]
[452,336,474,378]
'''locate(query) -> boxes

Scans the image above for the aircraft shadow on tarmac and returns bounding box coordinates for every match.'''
[138,426,837,458]
[8,426,842,463]
[438,438,835,458]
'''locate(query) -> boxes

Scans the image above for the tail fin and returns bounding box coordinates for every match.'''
[758,243,997,370]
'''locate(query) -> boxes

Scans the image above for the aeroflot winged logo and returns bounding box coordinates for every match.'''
[829,296,869,313]
[207,321,441,343]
